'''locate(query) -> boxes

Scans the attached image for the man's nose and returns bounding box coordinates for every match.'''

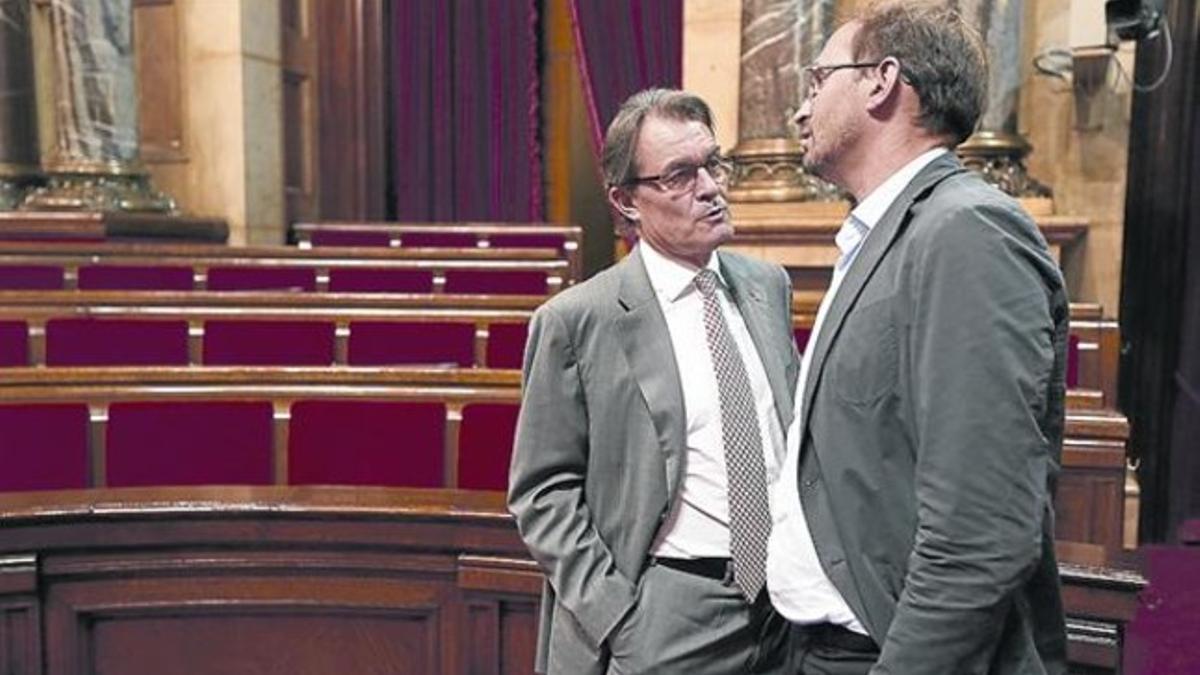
[792,98,811,131]
[694,165,721,199]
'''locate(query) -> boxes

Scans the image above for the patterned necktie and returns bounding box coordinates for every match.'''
[694,268,771,602]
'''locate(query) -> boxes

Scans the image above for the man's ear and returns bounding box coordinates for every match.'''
[607,185,640,223]
[865,56,903,113]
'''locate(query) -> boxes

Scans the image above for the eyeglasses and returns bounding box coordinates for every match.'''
[624,154,734,193]
[802,61,883,98]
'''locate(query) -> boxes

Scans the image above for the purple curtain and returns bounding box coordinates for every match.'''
[392,1,542,221]
[568,0,684,162]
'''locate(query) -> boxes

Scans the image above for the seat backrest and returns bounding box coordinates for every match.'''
[0,403,90,490]
[458,402,520,491]
[207,267,316,291]
[328,268,434,293]
[78,265,194,290]
[203,320,335,366]
[444,269,548,295]
[0,320,27,366]
[484,321,528,368]
[0,265,64,290]
[347,321,475,367]
[46,318,190,366]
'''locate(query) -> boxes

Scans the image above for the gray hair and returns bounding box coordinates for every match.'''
[852,1,988,145]
[601,88,716,188]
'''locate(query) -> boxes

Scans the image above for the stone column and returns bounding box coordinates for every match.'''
[22,0,174,212]
[955,0,1050,198]
[0,0,41,209]
[727,0,840,202]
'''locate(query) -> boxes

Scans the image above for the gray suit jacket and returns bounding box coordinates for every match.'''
[508,247,800,674]
[796,153,1069,674]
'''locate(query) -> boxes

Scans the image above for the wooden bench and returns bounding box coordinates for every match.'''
[0,486,1144,675]
[0,367,521,492]
[0,290,542,368]
[0,241,570,294]
[292,221,583,282]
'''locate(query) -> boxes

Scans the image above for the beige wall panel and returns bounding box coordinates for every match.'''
[682,0,742,152]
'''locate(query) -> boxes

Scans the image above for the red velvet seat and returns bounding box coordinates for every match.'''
[0,403,89,490]
[106,401,274,487]
[328,268,434,293]
[444,270,547,295]
[794,327,813,353]
[310,230,393,247]
[457,402,520,491]
[0,320,27,366]
[45,318,189,366]
[485,321,528,368]
[288,400,445,487]
[207,267,316,291]
[78,265,194,290]
[203,320,335,365]
[347,321,475,366]
[489,233,566,250]
[401,232,478,247]
[0,265,64,289]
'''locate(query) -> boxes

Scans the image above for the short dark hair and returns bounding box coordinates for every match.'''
[601,88,715,188]
[852,1,987,145]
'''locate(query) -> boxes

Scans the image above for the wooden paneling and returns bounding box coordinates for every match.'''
[281,0,319,227]
[314,0,389,221]
[133,0,185,163]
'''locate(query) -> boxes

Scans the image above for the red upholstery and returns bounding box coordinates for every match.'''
[1066,333,1080,389]
[485,321,528,368]
[46,318,189,365]
[0,403,89,490]
[203,320,335,365]
[458,402,519,491]
[347,321,475,366]
[288,400,445,487]
[444,270,547,295]
[488,233,566,249]
[401,232,478,247]
[106,401,274,486]
[207,267,316,291]
[0,265,64,289]
[328,268,434,293]
[78,265,194,290]
[0,320,27,366]
[794,327,813,353]
[309,230,393,247]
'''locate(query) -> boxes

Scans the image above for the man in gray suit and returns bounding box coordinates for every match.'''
[508,89,800,674]
[766,3,1068,674]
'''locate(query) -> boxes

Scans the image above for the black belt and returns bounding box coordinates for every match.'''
[651,556,732,582]
[793,622,878,653]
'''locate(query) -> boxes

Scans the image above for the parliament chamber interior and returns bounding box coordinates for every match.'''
[0,0,1195,673]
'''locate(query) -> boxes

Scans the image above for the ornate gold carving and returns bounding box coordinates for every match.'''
[22,160,175,212]
[726,138,843,203]
[957,130,1051,199]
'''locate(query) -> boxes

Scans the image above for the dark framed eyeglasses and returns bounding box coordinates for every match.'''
[802,61,883,98]
[623,154,734,193]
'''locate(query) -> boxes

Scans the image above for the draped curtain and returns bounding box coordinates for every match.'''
[568,0,684,164]
[391,1,542,221]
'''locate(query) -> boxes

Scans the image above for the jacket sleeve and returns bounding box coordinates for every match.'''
[506,305,638,651]
[871,203,1060,673]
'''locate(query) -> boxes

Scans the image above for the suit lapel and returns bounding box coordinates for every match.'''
[719,252,795,433]
[615,248,687,497]
[799,153,967,436]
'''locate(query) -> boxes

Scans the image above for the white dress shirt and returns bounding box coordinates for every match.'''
[767,148,949,632]
[638,242,787,559]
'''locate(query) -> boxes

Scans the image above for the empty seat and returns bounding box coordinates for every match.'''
[106,401,274,487]
[203,320,335,366]
[0,265,64,289]
[207,267,316,292]
[347,321,475,366]
[400,232,478,247]
[328,268,434,293]
[489,233,566,250]
[485,321,528,368]
[794,327,813,353]
[310,230,393,247]
[288,400,445,488]
[458,402,520,491]
[0,403,89,490]
[444,269,547,295]
[78,265,194,290]
[0,320,27,366]
[46,318,189,366]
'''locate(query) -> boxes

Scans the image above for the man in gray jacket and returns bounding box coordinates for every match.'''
[508,89,800,674]
[766,3,1068,674]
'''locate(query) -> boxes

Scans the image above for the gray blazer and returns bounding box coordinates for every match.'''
[796,153,1069,674]
[508,247,800,674]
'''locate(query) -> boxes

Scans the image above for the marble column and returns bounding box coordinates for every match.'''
[22,0,174,212]
[727,0,840,202]
[0,0,41,209]
[955,0,1050,198]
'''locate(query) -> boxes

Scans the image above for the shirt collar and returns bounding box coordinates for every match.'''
[638,241,725,303]
[849,147,949,231]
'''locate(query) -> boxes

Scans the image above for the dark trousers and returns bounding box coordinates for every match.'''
[787,623,880,675]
